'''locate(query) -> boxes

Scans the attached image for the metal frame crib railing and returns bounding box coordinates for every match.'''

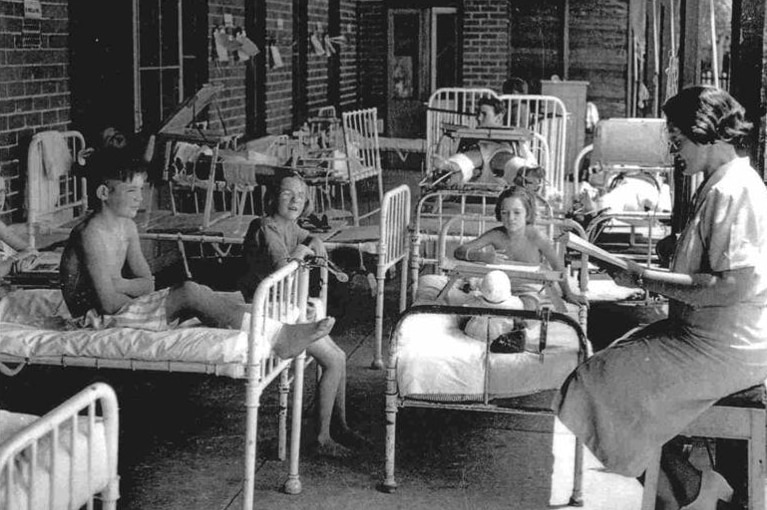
[25,130,88,250]
[0,382,120,510]
[426,88,569,205]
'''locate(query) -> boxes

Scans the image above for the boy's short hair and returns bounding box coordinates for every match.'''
[477,96,506,118]
[88,147,148,190]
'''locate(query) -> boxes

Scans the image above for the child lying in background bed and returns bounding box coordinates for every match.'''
[59,148,333,360]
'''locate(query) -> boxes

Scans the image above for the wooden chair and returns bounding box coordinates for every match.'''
[641,385,767,510]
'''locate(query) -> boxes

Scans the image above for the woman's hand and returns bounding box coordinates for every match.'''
[608,259,646,289]
[563,289,590,307]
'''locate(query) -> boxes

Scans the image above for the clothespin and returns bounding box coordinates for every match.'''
[311,32,325,56]
[324,35,336,56]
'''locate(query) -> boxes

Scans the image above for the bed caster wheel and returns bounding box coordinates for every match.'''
[283,478,302,495]
[377,482,397,493]
[370,359,384,370]
[568,496,583,507]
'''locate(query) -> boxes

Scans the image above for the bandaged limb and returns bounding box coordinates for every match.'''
[432,150,483,184]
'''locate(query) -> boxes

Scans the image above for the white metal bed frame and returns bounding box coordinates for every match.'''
[0,261,319,509]
[425,88,569,204]
[387,194,591,503]
[0,382,119,510]
[382,303,589,506]
[572,118,674,266]
[25,130,88,250]
[324,184,411,369]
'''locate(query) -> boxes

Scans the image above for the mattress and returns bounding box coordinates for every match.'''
[395,306,582,402]
[0,410,109,510]
[0,289,253,378]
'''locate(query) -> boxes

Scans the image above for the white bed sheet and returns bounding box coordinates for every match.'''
[395,310,581,401]
[0,410,108,510]
[0,289,251,377]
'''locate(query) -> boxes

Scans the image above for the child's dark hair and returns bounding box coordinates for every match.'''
[265,172,313,217]
[662,86,752,146]
[88,147,148,190]
[502,77,529,95]
[495,185,536,225]
[477,96,506,118]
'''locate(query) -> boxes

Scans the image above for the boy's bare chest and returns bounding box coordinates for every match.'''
[94,224,130,266]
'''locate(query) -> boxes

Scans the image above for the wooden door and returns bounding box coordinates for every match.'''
[387,8,459,138]
[387,9,428,138]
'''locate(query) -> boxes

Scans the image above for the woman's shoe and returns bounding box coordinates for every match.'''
[680,469,734,510]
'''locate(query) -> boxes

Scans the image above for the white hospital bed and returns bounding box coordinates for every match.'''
[0,260,319,509]
[0,382,119,510]
[382,304,590,505]
[425,88,569,204]
[573,118,674,265]
[390,201,592,503]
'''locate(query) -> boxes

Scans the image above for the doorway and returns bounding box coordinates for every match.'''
[70,0,208,142]
[386,7,459,138]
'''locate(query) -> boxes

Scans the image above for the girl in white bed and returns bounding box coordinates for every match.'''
[452,185,587,310]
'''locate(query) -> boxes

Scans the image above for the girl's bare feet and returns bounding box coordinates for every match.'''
[311,438,353,458]
[272,317,336,359]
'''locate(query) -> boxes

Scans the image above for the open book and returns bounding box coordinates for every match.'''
[564,233,630,271]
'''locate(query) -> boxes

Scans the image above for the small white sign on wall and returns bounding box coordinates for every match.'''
[24,0,42,19]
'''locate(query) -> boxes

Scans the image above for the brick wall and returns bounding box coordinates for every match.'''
[0,0,70,221]
[357,0,386,111]
[463,0,510,91]
[510,0,628,118]
[208,1,249,135]
[264,0,293,134]
[339,0,358,110]
[306,0,329,117]
[568,0,628,119]
[510,0,563,89]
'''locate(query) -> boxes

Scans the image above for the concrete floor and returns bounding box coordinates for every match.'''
[0,279,647,510]
[0,171,753,509]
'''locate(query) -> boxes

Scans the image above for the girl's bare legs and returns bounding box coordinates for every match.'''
[306,336,349,455]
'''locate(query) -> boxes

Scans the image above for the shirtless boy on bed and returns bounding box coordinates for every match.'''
[59,148,333,359]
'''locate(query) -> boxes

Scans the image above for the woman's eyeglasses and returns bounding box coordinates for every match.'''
[279,190,306,202]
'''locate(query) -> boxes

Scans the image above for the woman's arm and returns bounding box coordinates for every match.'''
[534,232,588,306]
[615,260,754,307]
[454,229,500,263]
